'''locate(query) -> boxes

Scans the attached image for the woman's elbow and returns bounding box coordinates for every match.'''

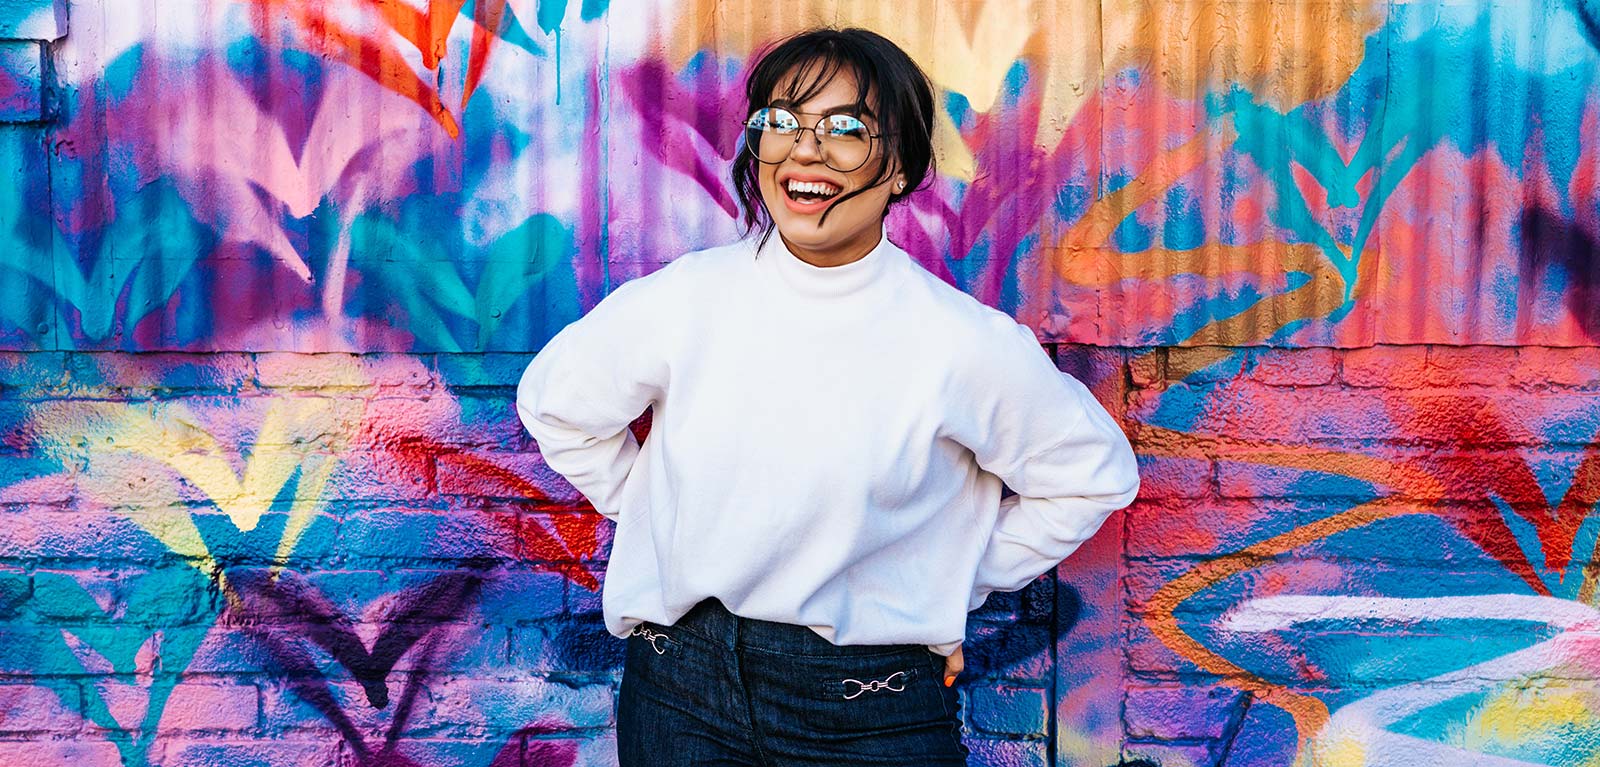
[1108,443,1141,505]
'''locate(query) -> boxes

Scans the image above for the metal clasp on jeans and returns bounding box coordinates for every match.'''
[841,670,908,699]
[631,625,670,654]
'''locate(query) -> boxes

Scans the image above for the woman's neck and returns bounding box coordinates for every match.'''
[778,224,884,268]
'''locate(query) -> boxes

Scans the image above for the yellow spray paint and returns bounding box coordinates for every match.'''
[33,361,370,581]
[1454,682,1600,764]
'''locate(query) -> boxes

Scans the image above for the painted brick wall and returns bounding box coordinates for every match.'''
[1119,344,1600,765]
[0,349,1077,766]
[3,1,1600,766]
[13,344,1598,765]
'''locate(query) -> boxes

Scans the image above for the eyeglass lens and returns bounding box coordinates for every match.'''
[743,107,873,173]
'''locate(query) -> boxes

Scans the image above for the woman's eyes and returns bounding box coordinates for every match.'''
[759,115,799,131]
[751,108,870,135]
[822,116,868,136]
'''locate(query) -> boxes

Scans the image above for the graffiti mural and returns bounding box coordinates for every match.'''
[1,0,1598,765]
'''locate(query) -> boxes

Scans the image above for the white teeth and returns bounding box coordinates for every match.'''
[786,179,841,197]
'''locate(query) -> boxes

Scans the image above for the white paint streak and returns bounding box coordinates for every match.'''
[1222,594,1600,633]
[1224,594,1600,766]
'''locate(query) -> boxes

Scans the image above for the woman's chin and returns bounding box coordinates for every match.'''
[775,226,838,252]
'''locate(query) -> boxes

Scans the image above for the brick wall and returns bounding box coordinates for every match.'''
[1119,344,1600,766]
[12,344,1595,766]
[0,350,1078,766]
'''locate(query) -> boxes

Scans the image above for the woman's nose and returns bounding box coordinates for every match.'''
[790,129,824,162]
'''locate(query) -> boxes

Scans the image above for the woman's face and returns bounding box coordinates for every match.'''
[754,67,903,266]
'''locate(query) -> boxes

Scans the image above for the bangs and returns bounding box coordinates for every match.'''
[761,51,876,120]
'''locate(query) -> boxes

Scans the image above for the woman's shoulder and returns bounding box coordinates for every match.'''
[889,260,1051,375]
[898,259,1019,333]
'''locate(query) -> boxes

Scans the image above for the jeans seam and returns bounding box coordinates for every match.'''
[733,625,775,767]
[927,653,968,757]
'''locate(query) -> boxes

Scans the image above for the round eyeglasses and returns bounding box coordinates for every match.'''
[741,106,883,173]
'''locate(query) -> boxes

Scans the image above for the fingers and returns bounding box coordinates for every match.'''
[943,646,964,687]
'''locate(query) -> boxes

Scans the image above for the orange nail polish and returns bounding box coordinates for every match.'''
[944,676,954,687]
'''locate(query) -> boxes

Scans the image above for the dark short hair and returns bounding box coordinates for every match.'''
[731,27,937,248]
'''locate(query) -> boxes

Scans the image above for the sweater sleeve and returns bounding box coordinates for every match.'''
[946,319,1140,612]
[515,274,670,520]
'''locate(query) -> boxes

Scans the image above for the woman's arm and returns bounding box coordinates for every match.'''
[946,319,1140,611]
[515,275,670,520]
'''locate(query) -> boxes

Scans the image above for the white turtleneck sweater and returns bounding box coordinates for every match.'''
[515,230,1139,656]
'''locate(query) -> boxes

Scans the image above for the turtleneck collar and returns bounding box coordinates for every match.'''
[756,226,903,299]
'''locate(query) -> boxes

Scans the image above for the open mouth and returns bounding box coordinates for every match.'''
[784,178,843,204]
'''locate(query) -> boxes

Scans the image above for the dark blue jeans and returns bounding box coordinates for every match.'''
[617,597,971,766]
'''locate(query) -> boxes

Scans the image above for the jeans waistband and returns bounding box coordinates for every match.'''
[657,597,927,657]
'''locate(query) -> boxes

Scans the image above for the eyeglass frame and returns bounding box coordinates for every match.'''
[739,105,891,173]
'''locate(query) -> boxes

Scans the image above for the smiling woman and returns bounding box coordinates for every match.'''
[515,25,1139,767]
